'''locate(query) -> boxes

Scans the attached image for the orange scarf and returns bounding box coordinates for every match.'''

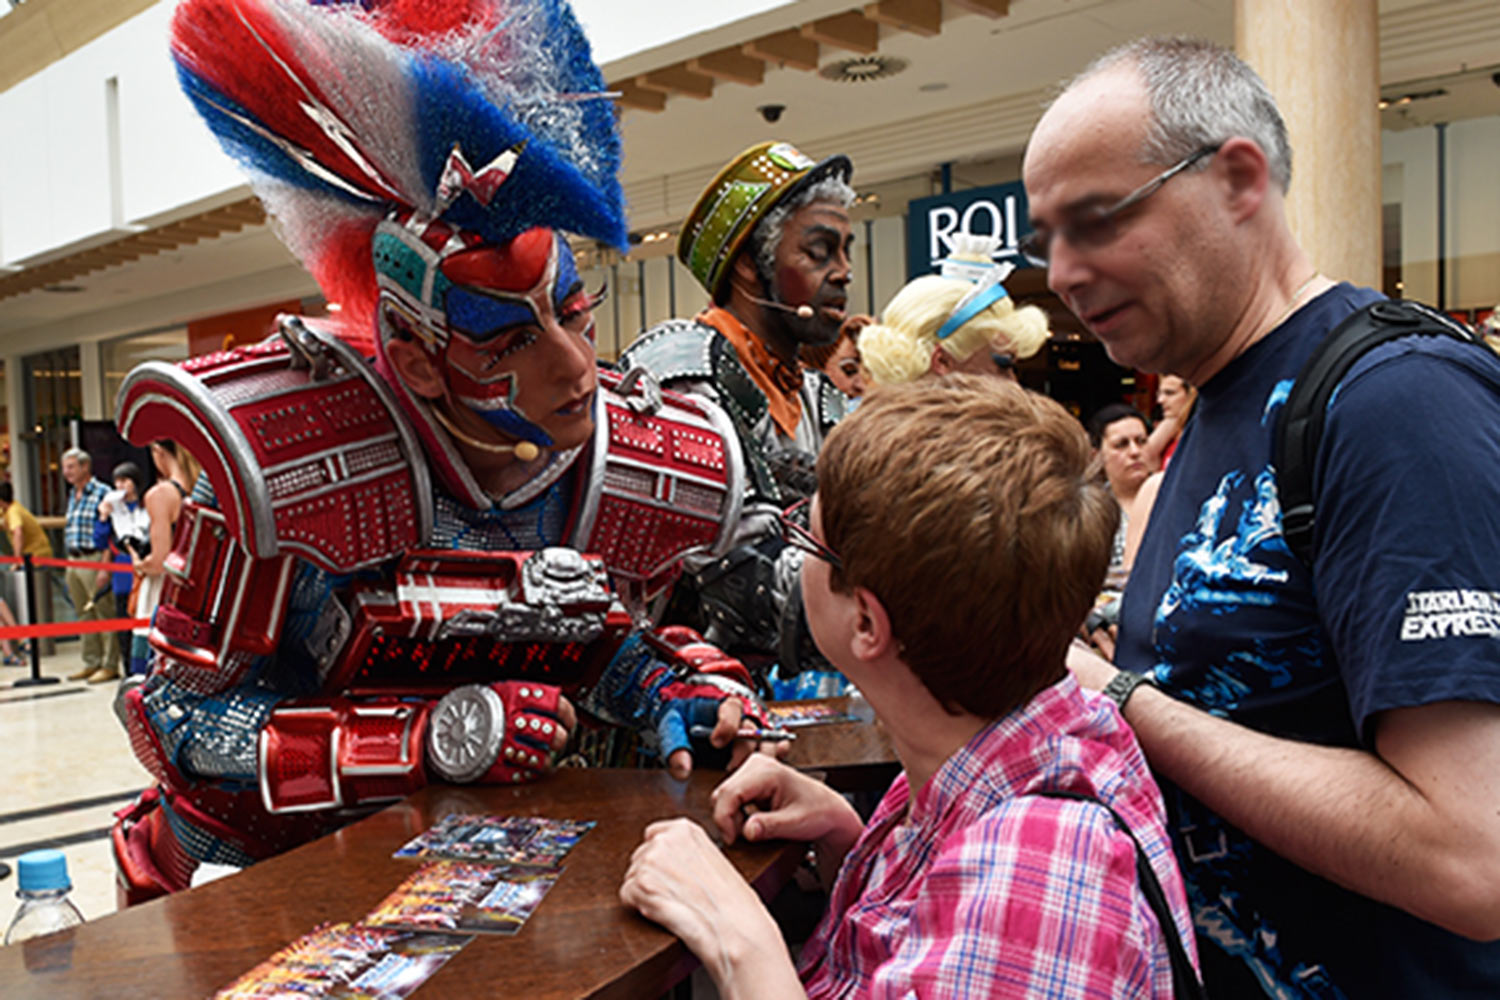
[697,306,803,437]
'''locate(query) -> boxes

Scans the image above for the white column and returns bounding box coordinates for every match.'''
[1236,0,1381,289]
[5,354,32,508]
[79,339,106,421]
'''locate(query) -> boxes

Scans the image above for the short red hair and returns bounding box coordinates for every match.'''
[816,375,1117,718]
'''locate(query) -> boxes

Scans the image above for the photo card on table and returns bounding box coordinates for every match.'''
[212,921,472,999]
[364,859,562,936]
[393,813,594,866]
[767,702,859,728]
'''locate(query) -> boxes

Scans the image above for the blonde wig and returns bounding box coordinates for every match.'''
[860,267,1049,387]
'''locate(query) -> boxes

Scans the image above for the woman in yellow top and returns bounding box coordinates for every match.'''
[0,482,54,663]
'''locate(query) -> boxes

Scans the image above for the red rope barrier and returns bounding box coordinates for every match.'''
[0,617,148,641]
[0,554,138,573]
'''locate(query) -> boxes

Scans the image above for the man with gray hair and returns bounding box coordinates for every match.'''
[1026,36,1500,997]
[61,447,120,682]
[621,142,855,681]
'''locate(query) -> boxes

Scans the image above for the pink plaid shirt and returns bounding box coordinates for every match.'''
[798,674,1197,998]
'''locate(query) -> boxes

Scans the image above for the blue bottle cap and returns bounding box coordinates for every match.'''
[16,849,71,893]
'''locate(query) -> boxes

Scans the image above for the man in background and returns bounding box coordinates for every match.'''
[621,142,856,679]
[61,448,118,682]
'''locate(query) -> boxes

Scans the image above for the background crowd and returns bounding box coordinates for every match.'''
[1,439,198,683]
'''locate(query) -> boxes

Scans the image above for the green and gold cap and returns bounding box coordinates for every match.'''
[678,141,853,298]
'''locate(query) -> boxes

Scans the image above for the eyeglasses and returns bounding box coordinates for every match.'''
[779,497,841,571]
[1018,144,1222,266]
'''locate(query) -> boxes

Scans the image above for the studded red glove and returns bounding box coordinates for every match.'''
[424,681,567,786]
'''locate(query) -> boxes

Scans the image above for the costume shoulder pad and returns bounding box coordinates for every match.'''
[621,319,770,440]
[619,318,720,382]
[116,317,432,574]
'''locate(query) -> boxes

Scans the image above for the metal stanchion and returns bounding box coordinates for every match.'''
[12,553,57,688]
[5,555,57,878]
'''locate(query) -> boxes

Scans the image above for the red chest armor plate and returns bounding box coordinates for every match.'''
[117,325,743,694]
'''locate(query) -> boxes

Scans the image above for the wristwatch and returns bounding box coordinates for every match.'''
[1100,670,1155,713]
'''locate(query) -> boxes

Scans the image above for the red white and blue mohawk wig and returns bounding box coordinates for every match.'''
[170,0,627,504]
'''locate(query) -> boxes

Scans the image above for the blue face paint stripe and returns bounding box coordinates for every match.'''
[553,234,581,312]
[444,288,540,341]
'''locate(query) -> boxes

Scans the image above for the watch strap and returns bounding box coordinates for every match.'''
[1101,670,1154,712]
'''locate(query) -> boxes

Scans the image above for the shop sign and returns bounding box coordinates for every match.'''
[906,181,1031,280]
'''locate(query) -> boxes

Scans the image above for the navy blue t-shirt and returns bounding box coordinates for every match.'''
[1118,284,1500,997]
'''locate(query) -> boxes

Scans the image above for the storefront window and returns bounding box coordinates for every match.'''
[1382,112,1500,324]
[23,347,81,517]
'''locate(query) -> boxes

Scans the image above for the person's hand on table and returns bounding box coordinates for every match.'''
[710,754,861,853]
[620,817,804,999]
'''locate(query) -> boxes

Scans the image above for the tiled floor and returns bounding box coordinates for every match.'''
[1,645,151,927]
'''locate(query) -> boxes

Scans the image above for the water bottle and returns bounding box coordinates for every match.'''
[4,850,85,945]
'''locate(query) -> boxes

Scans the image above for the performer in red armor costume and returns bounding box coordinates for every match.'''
[111,0,769,904]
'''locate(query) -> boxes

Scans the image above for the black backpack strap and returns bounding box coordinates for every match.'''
[1274,300,1482,566]
[1032,789,1207,1000]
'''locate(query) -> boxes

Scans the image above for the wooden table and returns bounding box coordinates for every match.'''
[780,696,900,792]
[0,770,803,999]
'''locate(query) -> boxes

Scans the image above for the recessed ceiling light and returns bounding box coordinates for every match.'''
[819,55,909,84]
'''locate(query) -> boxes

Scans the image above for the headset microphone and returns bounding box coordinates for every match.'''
[747,295,815,319]
[431,406,542,462]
